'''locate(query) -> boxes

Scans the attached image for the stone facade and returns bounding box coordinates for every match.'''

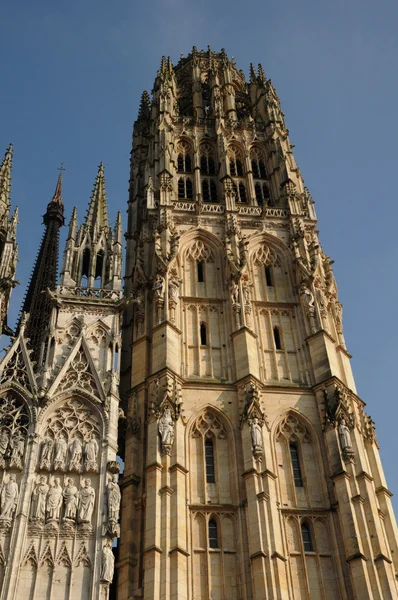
[0,166,123,600]
[118,48,398,600]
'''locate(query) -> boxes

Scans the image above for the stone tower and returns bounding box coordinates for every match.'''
[118,48,398,600]
[0,144,18,336]
[0,165,123,600]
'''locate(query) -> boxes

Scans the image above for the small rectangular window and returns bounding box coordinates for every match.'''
[197,260,205,282]
[265,266,273,287]
[205,439,215,483]
[273,326,282,350]
[289,443,303,487]
[301,523,313,552]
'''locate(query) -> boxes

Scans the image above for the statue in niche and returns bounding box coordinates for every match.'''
[153,274,165,303]
[69,437,83,471]
[158,407,174,455]
[338,417,354,459]
[0,474,19,521]
[101,543,115,583]
[230,280,240,305]
[31,476,49,522]
[78,478,95,524]
[54,435,68,471]
[9,432,25,469]
[40,437,54,470]
[46,477,63,523]
[85,434,99,472]
[250,418,263,454]
[168,274,180,301]
[63,477,78,522]
[242,279,251,306]
[107,474,121,522]
[0,429,9,464]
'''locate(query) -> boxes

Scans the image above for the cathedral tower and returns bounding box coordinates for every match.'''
[0,144,18,335]
[118,48,398,600]
[0,164,123,600]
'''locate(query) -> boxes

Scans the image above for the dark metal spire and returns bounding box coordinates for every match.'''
[20,169,65,368]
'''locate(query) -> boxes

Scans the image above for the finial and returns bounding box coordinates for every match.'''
[249,63,257,83]
[137,90,151,121]
[51,163,65,205]
[257,63,266,84]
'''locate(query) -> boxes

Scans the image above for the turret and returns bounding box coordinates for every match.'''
[60,163,122,291]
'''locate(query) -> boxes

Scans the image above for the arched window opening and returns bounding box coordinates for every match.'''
[205,439,215,483]
[265,266,273,287]
[178,177,193,200]
[200,322,207,346]
[255,182,270,206]
[201,155,216,175]
[233,182,247,203]
[94,250,104,288]
[177,141,192,173]
[228,148,244,177]
[273,326,282,350]
[289,443,303,487]
[202,179,218,203]
[81,248,91,286]
[208,518,218,548]
[197,260,205,282]
[301,522,313,552]
[113,344,119,372]
[252,158,267,179]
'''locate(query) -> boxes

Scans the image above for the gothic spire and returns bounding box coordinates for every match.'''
[85,163,108,238]
[137,91,151,121]
[0,144,13,215]
[67,206,78,240]
[20,170,65,368]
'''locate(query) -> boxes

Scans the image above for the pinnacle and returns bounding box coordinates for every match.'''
[51,171,63,206]
[85,163,109,236]
[138,91,151,121]
[0,143,13,208]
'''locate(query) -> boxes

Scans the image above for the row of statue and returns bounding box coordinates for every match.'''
[0,429,26,469]
[29,473,121,529]
[40,434,99,473]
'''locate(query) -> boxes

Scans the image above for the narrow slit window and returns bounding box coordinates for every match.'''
[238,182,247,203]
[205,439,215,483]
[208,518,218,548]
[200,322,207,346]
[197,260,204,282]
[301,523,313,552]
[289,443,303,487]
[273,326,282,350]
[265,266,273,287]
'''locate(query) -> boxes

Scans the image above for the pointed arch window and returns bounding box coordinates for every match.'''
[205,439,215,483]
[251,157,267,179]
[273,326,282,350]
[264,266,273,287]
[208,518,219,548]
[177,141,193,173]
[289,443,303,487]
[200,322,207,346]
[228,147,244,177]
[255,182,270,206]
[233,182,247,203]
[202,179,218,203]
[197,260,205,282]
[301,522,313,552]
[178,177,193,199]
[200,144,216,175]
[81,248,91,286]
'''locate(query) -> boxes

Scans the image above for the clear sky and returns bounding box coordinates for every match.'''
[1,0,398,509]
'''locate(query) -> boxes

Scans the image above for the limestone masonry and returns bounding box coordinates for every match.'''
[0,47,396,600]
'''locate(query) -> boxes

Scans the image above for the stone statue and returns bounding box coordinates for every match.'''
[153,274,165,303]
[338,418,353,451]
[63,478,78,521]
[9,432,25,469]
[158,407,174,454]
[54,435,68,470]
[101,543,115,583]
[69,437,83,471]
[107,475,121,522]
[85,435,99,471]
[31,476,49,522]
[0,474,19,520]
[230,281,239,305]
[46,477,63,523]
[40,437,54,469]
[242,280,251,305]
[0,429,9,458]
[78,478,95,524]
[250,418,263,451]
[168,275,180,301]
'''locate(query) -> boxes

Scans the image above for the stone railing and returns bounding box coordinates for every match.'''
[58,286,123,300]
[201,203,225,214]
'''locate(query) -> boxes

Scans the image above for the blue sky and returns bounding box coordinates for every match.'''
[1,0,398,508]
